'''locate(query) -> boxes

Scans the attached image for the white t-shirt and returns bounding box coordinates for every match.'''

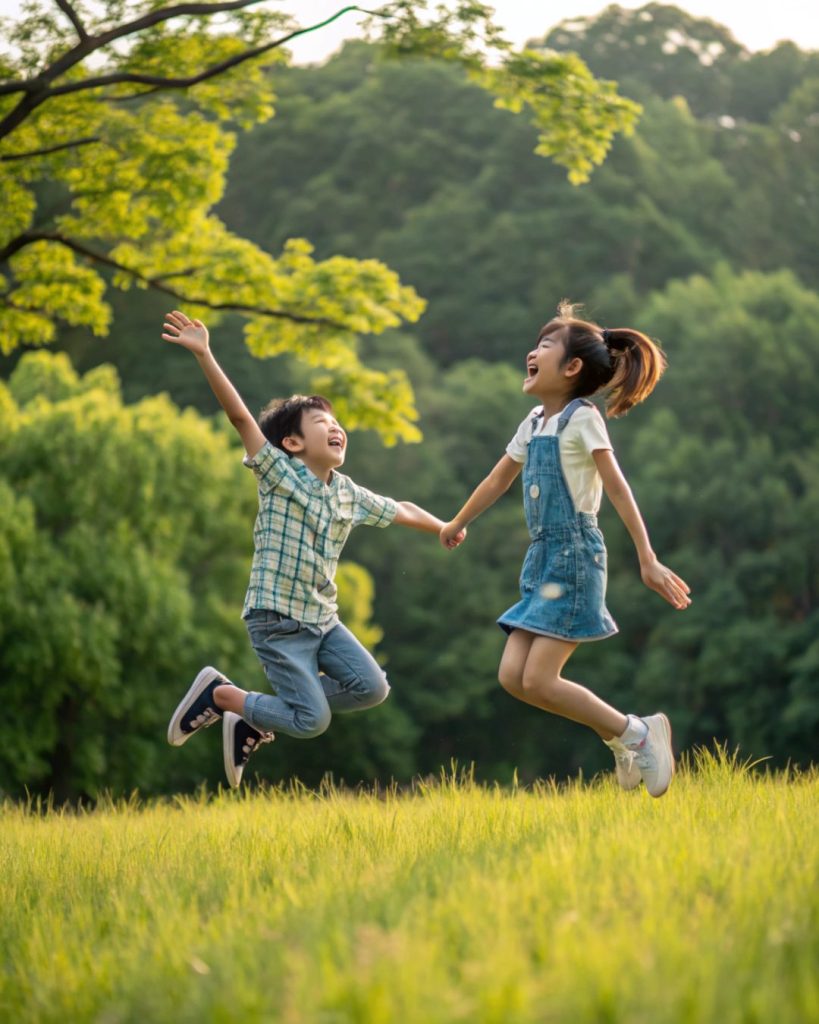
[506,403,613,514]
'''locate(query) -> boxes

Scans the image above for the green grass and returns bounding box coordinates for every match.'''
[1,749,817,1024]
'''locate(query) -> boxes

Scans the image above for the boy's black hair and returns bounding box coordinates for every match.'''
[259,394,334,454]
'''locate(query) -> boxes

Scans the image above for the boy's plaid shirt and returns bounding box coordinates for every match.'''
[242,441,397,630]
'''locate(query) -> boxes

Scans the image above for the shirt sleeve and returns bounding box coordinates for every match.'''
[570,405,613,455]
[349,482,399,528]
[505,408,540,463]
[242,440,293,494]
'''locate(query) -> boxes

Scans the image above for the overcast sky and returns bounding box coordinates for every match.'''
[1,0,817,59]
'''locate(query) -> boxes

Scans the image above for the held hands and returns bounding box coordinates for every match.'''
[440,520,467,549]
[162,310,209,357]
[641,558,691,610]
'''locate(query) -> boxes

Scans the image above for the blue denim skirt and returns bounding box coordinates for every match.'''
[498,522,618,642]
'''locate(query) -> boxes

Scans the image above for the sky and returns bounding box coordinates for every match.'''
[282,1,819,61]
[1,0,818,59]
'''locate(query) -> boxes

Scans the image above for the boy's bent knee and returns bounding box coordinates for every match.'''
[369,674,390,707]
[297,705,332,739]
[351,669,389,709]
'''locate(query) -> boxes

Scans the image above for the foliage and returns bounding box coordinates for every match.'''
[615,267,819,765]
[2,4,819,793]
[216,32,816,366]
[537,2,745,116]
[0,1,638,440]
[0,351,394,799]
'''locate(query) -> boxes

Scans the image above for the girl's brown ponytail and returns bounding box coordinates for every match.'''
[602,327,666,417]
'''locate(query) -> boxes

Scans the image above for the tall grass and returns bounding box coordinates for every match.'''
[1,748,817,1023]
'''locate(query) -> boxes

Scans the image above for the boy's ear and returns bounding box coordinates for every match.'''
[562,357,583,380]
[282,434,304,453]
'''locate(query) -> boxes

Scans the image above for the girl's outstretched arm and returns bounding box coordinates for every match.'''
[440,454,522,548]
[593,448,691,609]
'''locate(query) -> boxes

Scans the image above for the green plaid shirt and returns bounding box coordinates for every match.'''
[242,441,397,629]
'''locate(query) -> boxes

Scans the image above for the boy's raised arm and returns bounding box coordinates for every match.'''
[162,310,266,458]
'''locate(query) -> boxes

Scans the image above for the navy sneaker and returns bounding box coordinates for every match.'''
[167,666,225,747]
[223,711,273,788]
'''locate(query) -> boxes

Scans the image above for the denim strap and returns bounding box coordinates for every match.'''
[557,397,593,434]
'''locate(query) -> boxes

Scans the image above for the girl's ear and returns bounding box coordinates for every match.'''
[562,356,583,380]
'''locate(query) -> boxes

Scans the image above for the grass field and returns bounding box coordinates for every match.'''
[1,749,817,1024]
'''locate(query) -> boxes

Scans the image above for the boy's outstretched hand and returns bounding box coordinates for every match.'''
[162,310,209,357]
[440,520,467,549]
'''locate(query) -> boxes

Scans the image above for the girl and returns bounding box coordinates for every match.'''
[440,303,691,796]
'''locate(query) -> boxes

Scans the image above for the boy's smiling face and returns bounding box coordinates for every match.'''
[283,409,347,475]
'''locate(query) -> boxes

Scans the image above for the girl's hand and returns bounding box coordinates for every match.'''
[162,310,209,356]
[641,558,691,610]
[440,521,467,549]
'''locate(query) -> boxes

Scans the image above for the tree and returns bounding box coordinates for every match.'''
[537,3,744,118]
[344,268,819,777]
[0,0,639,440]
[0,349,400,799]
[0,349,245,798]
[603,266,819,766]
[217,48,730,367]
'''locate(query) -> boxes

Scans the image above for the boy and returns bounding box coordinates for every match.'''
[163,311,464,786]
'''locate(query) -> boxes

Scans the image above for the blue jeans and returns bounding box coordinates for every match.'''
[242,609,390,737]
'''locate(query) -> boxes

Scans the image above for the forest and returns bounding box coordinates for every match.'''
[2,2,818,798]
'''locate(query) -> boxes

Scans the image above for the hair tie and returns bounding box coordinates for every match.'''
[601,328,611,347]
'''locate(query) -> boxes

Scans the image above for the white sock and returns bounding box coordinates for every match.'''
[620,715,649,747]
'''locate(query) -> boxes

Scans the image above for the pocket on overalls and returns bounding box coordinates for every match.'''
[582,529,609,609]
[585,529,608,575]
[520,537,547,592]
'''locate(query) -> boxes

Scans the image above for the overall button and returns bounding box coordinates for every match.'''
[529,484,540,499]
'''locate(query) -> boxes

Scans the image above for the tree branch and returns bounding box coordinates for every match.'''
[23,6,381,103]
[55,0,89,42]
[0,136,99,161]
[0,231,350,330]
[1,298,51,318]
[0,1,273,102]
[0,3,380,139]
[118,5,383,100]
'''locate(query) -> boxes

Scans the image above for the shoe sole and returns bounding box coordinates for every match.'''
[167,666,222,747]
[646,712,675,797]
[223,712,242,789]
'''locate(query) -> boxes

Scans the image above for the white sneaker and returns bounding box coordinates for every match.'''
[604,738,642,790]
[627,713,675,797]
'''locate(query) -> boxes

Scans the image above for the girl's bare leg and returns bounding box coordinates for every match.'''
[498,630,627,740]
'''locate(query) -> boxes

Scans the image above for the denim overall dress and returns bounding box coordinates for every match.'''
[497,398,618,642]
